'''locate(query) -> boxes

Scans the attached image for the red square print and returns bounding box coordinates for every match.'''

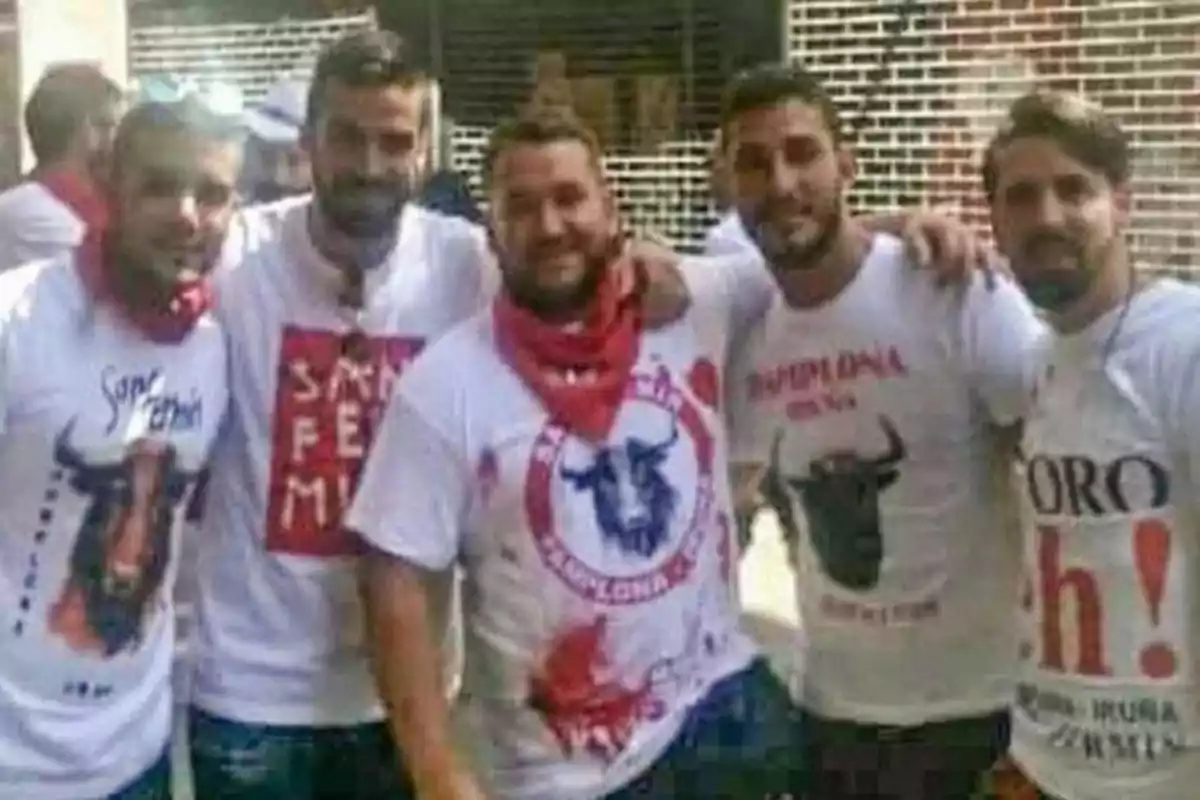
[265,326,423,557]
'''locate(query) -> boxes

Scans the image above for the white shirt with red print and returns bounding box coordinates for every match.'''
[189,197,488,726]
[0,257,227,798]
[346,255,767,800]
[1013,279,1200,800]
[729,233,1044,726]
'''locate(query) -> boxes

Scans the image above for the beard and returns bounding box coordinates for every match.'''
[313,172,413,239]
[738,194,843,271]
[1014,229,1109,312]
[499,232,623,320]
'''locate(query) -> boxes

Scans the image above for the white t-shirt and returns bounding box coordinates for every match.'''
[346,255,765,800]
[0,182,87,272]
[0,258,227,798]
[190,197,490,726]
[1012,279,1200,800]
[731,233,1044,725]
[703,211,751,257]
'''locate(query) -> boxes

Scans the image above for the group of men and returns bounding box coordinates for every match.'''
[0,20,1192,800]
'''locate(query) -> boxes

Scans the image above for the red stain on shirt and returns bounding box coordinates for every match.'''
[526,615,658,762]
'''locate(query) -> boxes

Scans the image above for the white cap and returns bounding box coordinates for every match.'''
[243,78,309,143]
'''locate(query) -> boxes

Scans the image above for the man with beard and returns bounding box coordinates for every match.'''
[0,63,124,271]
[0,98,234,799]
[348,107,796,800]
[715,64,1046,799]
[988,91,1200,800]
[185,30,478,799]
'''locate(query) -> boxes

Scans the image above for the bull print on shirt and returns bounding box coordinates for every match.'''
[524,369,718,606]
[774,415,907,591]
[48,419,199,657]
[560,424,681,559]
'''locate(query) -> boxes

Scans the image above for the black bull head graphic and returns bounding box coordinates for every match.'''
[772,416,906,591]
[53,421,198,657]
[561,424,680,558]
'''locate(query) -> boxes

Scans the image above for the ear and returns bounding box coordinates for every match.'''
[836,142,857,186]
[1111,181,1132,228]
[602,185,620,239]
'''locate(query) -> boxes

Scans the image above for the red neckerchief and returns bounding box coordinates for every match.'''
[75,226,212,345]
[37,168,108,231]
[493,263,641,443]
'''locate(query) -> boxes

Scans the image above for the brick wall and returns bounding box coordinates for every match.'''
[790,0,1200,273]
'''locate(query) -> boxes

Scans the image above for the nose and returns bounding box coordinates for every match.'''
[535,201,568,238]
[1032,189,1069,228]
[361,141,389,180]
[170,194,201,236]
[766,153,800,200]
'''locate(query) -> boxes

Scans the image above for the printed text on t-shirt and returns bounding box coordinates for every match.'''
[265,327,422,557]
[1019,449,1188,767]
[746,345,907,421]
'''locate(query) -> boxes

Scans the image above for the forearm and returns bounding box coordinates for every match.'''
[361,551,467,794]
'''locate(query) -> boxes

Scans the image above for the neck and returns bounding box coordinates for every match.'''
[33,154,91,184]
[772,219,871,310]
[1046,244,1134,335]
[307,200,398,273]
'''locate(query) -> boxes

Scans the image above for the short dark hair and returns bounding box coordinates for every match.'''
[24,63,123,164]
[982,90,1130,202]
[306,30,426,130]
[482,108,603,188]
[719,63,843,147]
[111,97,243,182]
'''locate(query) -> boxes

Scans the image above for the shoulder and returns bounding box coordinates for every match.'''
[396,311,494,418]
[703,211,752,256]
[0,256,81,325]
[0,182,82,235]
[409,205,489,268]
[212,195,308,290]
[1144,280,1200,371]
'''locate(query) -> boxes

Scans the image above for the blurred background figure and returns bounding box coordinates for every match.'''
[240,77,312,204]
[0,63,123,271]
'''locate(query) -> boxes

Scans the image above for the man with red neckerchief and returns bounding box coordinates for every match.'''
[0,98,237,799]
[0,64,124,271]
[350,106,797,800]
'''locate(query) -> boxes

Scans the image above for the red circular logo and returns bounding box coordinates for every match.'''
[524,369,717,605]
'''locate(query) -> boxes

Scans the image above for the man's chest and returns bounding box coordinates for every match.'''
[748,311,974,469]
[461,338,733,604]
[7,325,222,466]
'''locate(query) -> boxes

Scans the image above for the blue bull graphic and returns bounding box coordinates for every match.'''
[49,420,198,657]
[561,424,680,558]
[774,416,906,591]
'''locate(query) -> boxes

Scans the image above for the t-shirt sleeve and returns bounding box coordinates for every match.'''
[955,270,1046,426]
[1161,327,1200,500]
[444,219,499,321]
[679,252,776,356]
[703,214,753,257]
[346,388,470,571]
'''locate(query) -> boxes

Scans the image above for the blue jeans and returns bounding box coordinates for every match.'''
[604,659,799,799]
[108,750,171,800]
[188,708,415,800]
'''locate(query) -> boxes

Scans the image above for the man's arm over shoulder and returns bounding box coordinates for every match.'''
[680,250,776,349]
[955,268,1045,426]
